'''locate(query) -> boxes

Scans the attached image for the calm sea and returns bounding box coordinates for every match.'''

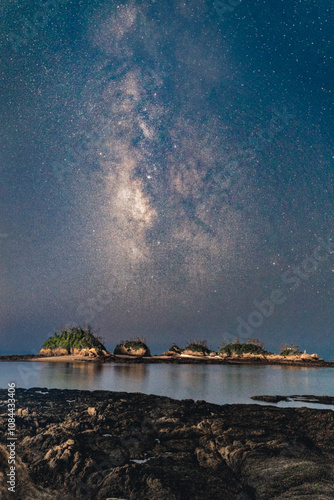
[0,361,333,410]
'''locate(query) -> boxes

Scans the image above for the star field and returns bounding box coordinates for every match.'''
[0,0,333,358]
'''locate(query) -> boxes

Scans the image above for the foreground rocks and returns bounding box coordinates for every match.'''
[0,389,334,499]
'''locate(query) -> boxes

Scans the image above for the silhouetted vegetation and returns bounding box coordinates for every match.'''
[247,338,265,349]
[123,340,146,350]
[219,342,266,356]
[168,343,181,353]
[280,344,302,356]
[185,339,210,355]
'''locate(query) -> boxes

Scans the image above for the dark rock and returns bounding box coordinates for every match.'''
[250,396,290,403]
[161,344,182,356]
[252,395,334,405]
[0,389,333,499]
[114,341,151,357]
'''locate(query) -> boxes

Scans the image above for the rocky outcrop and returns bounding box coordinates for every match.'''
[300,353,320,360]
[39,348,68,356]
[0,388,333,500]
[182,345,211,357]
[38,348,110,357]
[162,344,182,356]
[73,348,110,357]
[217,351,325,365]
[266,353,323,362]
[219,352,266,360]
[114,341,151,357]
[251,394,334,405]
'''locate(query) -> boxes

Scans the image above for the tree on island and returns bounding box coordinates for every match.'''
[280,343,302,356]
[247,338,265,349]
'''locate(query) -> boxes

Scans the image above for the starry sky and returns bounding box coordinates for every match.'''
[0,0,333,358]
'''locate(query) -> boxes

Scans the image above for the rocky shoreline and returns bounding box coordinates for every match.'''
[251,395,334,405]
[1,388,334,499]
[1,353,334,368]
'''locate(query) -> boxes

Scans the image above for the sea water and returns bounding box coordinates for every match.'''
[0,361,333,409]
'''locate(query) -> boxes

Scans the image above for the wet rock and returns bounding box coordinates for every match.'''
[0,389,333,499]
[251,395,334,405]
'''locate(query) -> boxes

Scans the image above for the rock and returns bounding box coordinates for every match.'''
[252,394,334,405]
[90,348,100,356]
[71,348,82,355]
[17,408,29,416]
[167,344,182,354]
[114,341,151,357]
[161,344,182,356]
[39,348,52,356]
[182,349,206,357]
[39,348,68,356]
[251,395,290,403]
[300,353,314,360]
[39,347,111,358]
[1,388,333,499]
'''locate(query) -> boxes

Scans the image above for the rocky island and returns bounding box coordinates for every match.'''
[0,388,333,499]
[0,329,333,367]
[38,326,110,358]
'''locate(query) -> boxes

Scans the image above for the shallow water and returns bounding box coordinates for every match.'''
[0,361,333,409]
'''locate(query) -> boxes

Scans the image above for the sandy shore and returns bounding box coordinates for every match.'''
[32,355,94,362]
[1,353,333,367]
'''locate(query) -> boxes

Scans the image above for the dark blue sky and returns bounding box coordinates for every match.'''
[0,0,333,358]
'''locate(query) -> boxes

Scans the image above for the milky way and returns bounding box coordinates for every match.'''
[0,0,333,356]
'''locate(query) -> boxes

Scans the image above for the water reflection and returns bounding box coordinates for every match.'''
[113,364,148,381]
[39,362,105,390]
[0,362,332,409]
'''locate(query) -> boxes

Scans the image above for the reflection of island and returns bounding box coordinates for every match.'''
[41,361,105,390]
[113,363,148,382]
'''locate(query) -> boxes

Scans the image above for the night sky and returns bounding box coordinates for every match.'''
[0,0,333,358]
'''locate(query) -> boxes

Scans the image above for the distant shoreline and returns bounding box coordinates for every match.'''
[1,353,334,367]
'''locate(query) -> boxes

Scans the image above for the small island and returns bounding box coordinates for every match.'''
[39,326,110,358]
[1,328,333,367]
